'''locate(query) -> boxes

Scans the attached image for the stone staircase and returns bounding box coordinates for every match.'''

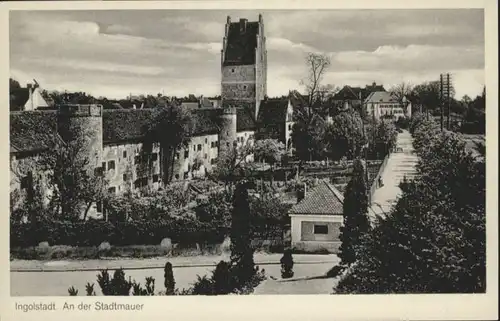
[369,130,419,221]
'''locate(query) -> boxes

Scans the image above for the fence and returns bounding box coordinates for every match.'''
[368,154,390,203]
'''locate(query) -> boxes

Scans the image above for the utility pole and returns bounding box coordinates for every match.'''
[446,73,451,130]
[440,74,444,131]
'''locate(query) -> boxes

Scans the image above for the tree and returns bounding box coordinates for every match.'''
[338,159,370,266]
[10,78,21,90]
[164,262,175,295]
[230,181,257,288]
[324,110,367,160]
[38,130,108,221]
[301,52,332,111]
[195,190,232,230]
[390,82,413,105]
[291,115,327,161]
[143,104,193,184]
[212,140,254,188]
[335,119,485,293]
[253,139,286,165]
[412,81,441,115]
[367,119,398,159]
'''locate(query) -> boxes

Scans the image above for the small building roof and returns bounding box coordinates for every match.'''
[364,91,399,104]
[289,181,344,216]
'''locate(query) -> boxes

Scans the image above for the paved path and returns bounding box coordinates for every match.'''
[369,130,418,221]
[11,254,339,296]
[11,253,339,272]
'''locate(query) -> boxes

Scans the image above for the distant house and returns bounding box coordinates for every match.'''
[289,181,344,253]
[331,82,386,111]
[10,82,49,111]
[364,91,411,120]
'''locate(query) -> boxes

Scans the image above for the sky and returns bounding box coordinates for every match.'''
[9,9,485,100]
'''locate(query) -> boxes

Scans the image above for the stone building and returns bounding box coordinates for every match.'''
[364,91,412,120]
[9,14,302,219]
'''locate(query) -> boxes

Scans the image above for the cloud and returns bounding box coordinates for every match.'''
[9,10,485,100]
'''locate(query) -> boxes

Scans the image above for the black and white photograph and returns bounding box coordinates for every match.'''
[4,2,496,315]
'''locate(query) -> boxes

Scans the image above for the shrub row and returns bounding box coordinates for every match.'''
[10,219,228,248]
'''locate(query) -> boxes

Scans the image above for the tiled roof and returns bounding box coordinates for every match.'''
[103,108,223,144]
[289,181,344,215]
[257,98,288,124]
[364,91,399,104]
[10,111,59,153]
[289,90,308,109]
[102,109,159,144]
[191,108,222,135]
[223,21,260,66]
[236,107,256,131]
[181,102,200,110]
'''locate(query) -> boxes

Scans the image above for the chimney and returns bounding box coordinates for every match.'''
[240,18,247,33]
[296,183,307,203]
[372,82,376,88]
[227,15,231,24]
[259,14,263,23]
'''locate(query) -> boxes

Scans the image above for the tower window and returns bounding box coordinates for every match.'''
[123,173,127,181]
[123,151,127,158]
[184,150,189,158]
[197,144,202,151]
[153,175,159,183]
[231,68,235,73]
[108,160,115,170]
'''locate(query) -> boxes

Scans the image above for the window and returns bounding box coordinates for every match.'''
[210,158,216,165]
[184,150,189,158]
[153,174,159,183]
[108,186,116,194]
[204,153,207,159]
[175,174,179,180]
[231,68,235,73]
[197,144,202,151]
[243,85,247,90]
[183,172,189,179]
[193,145,196,151]
[174,153,180,160]
[108,160,115,170]
[288,124,292,130]
[123,173,127,181]
[94,167,103,176]
[102,162,106,171]
[205,138,208,144]
[123,151,127,158]
[314,224,328,235]
[211,141,215,148]
[151,153,158,161]
[135,155,141,164]
[96,201,102,213]
[226,142,230,147]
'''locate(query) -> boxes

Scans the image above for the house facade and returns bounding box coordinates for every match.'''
[364,91,412,120]
[331,82,386,111]
[289,181,344,253]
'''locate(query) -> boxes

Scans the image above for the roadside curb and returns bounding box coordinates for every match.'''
[11,260,339,273]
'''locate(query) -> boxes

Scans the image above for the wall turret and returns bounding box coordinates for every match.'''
[56,104,103,171]
[218,107,237,158]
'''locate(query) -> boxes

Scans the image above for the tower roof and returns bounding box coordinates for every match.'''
[223,19,260,66]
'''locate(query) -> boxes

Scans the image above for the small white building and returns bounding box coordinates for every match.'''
[289,181,344,253]
[364,91,411,120]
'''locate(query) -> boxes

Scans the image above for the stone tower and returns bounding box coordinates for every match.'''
[56,104,103,171]
[221,14,267,120]
[218,107,238,158]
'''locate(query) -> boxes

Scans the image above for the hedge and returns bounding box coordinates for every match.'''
[10,219,228,248]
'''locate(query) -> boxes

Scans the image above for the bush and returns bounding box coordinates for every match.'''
[11,218,227,248]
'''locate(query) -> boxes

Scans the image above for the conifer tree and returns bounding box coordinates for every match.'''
[230,181,256,288]
[164,262,175,295]
[338,159,370,266]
